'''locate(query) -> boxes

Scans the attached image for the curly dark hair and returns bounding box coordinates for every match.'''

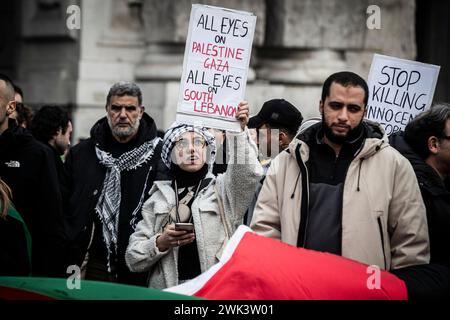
[15,103,34,128]
[31,105,71,144]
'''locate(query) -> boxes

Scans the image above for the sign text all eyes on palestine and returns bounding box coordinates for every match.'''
[176,4,256,132]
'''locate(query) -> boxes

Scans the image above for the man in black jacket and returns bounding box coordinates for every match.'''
[61,82,166,286]
[0,74,66,277]
[31,105,73,179]
[390,103,450,299]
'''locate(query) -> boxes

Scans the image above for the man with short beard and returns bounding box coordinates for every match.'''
[61,82,166,286]
[251,71,430,272]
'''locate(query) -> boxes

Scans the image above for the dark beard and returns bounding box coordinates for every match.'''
[322,115,364,145]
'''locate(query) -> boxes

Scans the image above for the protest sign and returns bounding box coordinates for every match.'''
[176,4,256,132]
[366,54,440,135]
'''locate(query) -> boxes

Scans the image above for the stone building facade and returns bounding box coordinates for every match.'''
[1,0,448,141]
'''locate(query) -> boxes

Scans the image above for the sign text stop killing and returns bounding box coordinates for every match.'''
[366,54,440,135]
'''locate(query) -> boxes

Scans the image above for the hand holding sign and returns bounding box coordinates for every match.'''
[236,101,249,130]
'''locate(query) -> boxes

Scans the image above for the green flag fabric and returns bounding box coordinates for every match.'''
[6,204,32,274]
[0,277,198,300]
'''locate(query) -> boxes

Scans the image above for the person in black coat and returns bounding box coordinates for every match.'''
[61,82,167,286]
[0,74,65,277]
[390,103,450,299]
[30,105,73,180]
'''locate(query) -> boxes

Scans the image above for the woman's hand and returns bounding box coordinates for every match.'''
[156,223,195,252]
[236,101,249,130]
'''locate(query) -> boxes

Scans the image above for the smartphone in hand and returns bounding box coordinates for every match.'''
[174,222,195,232]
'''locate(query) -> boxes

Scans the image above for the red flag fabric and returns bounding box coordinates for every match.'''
[166,226,408,300]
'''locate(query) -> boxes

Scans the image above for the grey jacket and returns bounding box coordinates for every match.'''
[125,128,263,288]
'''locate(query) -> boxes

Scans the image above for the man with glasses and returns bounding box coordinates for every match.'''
[389,103,450,299]
[62,82,166,286]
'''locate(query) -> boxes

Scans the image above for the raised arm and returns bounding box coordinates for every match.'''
[215,101,263,230]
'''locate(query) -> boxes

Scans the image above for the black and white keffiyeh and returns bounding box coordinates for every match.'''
[95,137,161,272]
[161,122,216,169]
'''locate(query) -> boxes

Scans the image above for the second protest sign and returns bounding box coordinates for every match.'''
[366,54,440,135]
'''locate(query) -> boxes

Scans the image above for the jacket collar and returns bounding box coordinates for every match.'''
[390,131,449,196]
[289,120,389,163]
[0,118,35,150]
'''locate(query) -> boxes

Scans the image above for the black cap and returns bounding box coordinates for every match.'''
[248,99,303,133]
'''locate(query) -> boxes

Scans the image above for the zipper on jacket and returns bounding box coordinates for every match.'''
[294,145,310,248]
[354,141,382,192]
[290,171,301,199]
[377,217,387,269]
[356,158,364,191]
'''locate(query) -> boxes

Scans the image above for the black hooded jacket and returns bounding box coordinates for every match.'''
[390,132,450,268]
[61,113,167,286]
[0,119,65,277]
[390,132,450,299]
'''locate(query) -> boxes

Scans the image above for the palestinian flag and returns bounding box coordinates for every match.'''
[0,277,197,300]
[166,226,408,300]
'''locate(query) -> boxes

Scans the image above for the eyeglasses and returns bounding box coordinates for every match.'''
[440,135,450,140]
[174,137,206,150]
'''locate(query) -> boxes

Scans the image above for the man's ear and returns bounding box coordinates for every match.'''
[428,136,440,155]
[319,100,324,114]
[279,130,291,149]
[140,106,145,116]
[6,100,16,115]
[279,130,287,143]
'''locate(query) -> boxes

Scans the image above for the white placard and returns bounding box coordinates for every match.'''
[366,54,440,135]
[176,4,256,132]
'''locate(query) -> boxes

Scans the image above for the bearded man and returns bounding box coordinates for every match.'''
[251,71,430,271]
[61,82,166,285]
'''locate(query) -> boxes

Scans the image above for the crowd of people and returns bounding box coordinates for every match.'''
[0,70,449,299]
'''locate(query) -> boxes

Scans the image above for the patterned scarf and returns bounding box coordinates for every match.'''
[161,122,216,169]
[95,137,161,272]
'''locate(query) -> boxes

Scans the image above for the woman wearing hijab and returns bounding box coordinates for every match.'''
[125,102,262,288]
